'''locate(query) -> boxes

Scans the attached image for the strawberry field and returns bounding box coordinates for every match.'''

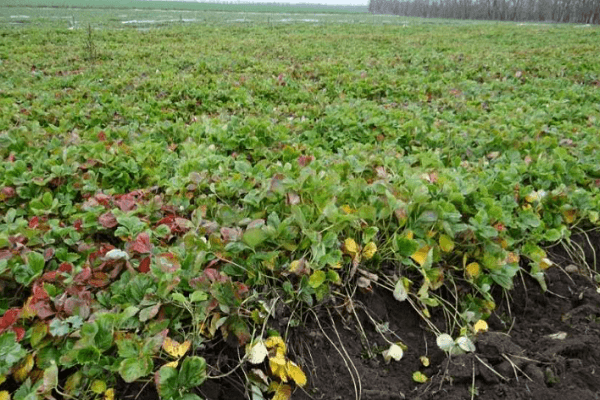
[1,9,600,400]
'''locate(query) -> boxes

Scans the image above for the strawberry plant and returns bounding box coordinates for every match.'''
[0,9,599,399]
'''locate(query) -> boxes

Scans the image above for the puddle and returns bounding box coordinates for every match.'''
[279,19,319,22]
[122,20,159,24]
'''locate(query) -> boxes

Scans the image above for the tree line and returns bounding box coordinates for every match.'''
[368,0,600,24]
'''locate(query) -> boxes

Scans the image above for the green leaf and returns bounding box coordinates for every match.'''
[0,332,26,375]
[119,356,153,383]
[308,270,326,289]
[117,338,140,359]
[27,251,45,275]
[139,303,161,322]
[171,293,187,303]
[76,347,101,365]
[242,228,268,249]
[544,229,562,242]
[395,236,419,257]
[30,323,48,347]
[178,356,207,389]
[39,361,58,394]
[157,366,178,399]
[519,211,541,228]
[190,290,208,302]
[49,319,70,337]
[489,264,520,290]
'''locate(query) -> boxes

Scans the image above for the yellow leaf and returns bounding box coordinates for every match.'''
[21,296,37,319]
[13,354,34,383]
[484,300,496,312]
[0,375,5,385]
[64,371,83,395]
[0,391,10,400]
[465,262,480,278]
[343,238,359,256]
[90,380,107,394]
[340,205,355,214]
[412,371,428,383]
[286,361,307,387]
[506,252,520,264]
[164,360,179,369]
[540,257,553,270]
[411,245,430,266]
[288,260,302,274]
[330,262,342,269]
[474,320,489,334]
[439,235,454,252]
[525,191,540,203]
[104,388,115,400]
[405,230,414,240]
[362,242,377,260]
[422,307,431,318]
[246,341,268,365]
[563,209,577,223]
[272,383,292,400]
[162,337,191,359]
[269,353,288,382]
[499,238,509,249]
[420,356,430,367]
[265,336,286,353]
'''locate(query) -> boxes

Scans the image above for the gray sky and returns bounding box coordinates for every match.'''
[183,0,369,6]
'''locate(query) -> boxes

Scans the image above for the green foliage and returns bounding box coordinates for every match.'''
[0,11,599,399]
[0,332,27,375]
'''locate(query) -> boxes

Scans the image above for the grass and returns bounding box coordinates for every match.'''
[0,8,599,400]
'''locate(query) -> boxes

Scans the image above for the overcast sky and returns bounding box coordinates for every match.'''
[183,0,369,6]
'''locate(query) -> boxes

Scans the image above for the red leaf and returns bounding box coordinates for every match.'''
[174,218,192,233]
[1,186,16,199]
[204,268,220,282]
[44,247,55,261]
[97,131,106,141]
[94,193,112,207]
[156,215,175,226]
[0,308,21,333]
[32,283,49,302]
[297,155,314,167]
[74,267,92,285]
[73,219,83,232]
[115,196,136,212]
[58,262,73,273]
[29,216,39,229]
[130,233,152,254]
[63,297,90,319]
[88,272,110,288]
[12,327,25,342]
[0,250,13,261]
[236,282,249,297]
[98,212,118,228]
[156,253,180,273]
[41,271,57,282]
[139,256,151,273]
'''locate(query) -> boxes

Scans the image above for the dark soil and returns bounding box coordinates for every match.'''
[289,239,600,400]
